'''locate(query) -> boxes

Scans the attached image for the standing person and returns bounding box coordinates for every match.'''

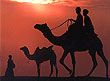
[83,9,97,37]
[5,55,15,80]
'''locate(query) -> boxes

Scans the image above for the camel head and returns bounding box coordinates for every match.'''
[20,46,28,51]
[34,23,50,33]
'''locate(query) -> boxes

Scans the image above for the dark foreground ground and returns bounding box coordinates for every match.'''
[0,76,110,81]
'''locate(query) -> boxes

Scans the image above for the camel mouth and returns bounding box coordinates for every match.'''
[20,46,26,50]
[34,24,40,29]
[20,47,23,50]
[34,23,47,30]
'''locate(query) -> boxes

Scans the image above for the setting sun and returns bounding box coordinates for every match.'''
[10,0,58,4]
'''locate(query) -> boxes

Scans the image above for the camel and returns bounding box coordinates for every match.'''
[34,23,108,78]
[20,45,58,77]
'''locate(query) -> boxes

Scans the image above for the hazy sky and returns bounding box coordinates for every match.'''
[1,0,110,77]
[2,0,110,8]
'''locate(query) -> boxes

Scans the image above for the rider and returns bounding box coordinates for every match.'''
[67,7,83,41]
[68,7,83,32]
[83,9,97,38]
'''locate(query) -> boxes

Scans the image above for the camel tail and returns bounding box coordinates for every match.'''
[96,37,103,48]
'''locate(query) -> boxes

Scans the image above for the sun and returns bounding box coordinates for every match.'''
[10,0,58,4]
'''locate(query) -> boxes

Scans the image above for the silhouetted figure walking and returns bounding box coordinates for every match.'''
[20,45,58,77]
[5,55,15,80]
[83,9,97,38]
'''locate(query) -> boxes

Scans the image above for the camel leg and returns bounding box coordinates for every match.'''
[36,63,40,77]
[59,50,72,74]
[49,64,53,77]
[54,64,58,77]
[97,48,108,78]
[87,50,97,76]
[70,52,76,77]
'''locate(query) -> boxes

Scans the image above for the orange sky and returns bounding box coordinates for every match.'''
[1,0,110,77]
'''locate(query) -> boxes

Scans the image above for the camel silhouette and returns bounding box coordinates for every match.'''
[34,23,108,78]
[20,45,58,77]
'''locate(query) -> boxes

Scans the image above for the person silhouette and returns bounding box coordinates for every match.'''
[83,9,97,37]
[5,55,15,80]
[65,7,83,44]
[68,7,83,32]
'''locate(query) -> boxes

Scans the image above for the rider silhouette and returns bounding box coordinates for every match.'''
[68,7,83,32]
[67,7,83,42]
[83,9,97,37]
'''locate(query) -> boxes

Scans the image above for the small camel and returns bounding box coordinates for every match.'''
[20,45,58,77]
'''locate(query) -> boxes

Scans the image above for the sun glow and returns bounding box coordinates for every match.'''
[10,0,58,4]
